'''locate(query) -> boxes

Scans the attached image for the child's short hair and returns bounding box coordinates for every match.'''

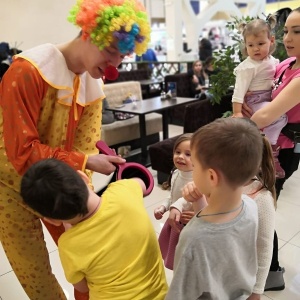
[21,159,89,220]
[239,15,277,57]
[191,118,263,188]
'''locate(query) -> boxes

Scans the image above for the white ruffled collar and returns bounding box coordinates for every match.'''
[16,43,104,106]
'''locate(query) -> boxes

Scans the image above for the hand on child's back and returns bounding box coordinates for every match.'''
[241,100,253,118]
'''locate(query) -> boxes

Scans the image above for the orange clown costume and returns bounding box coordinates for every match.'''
[0,44,104,300]
[0,0,151,299]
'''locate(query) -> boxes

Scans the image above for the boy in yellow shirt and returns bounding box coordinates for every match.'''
[21,158,167,300]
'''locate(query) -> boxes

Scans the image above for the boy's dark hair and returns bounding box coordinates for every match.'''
[21,159,89,220]
[191,118,263,188]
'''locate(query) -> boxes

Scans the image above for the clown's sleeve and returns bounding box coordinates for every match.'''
[0,58,86,175]
[73,97,105,188]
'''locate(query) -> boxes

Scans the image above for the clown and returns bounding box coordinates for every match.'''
[0,1,152,300]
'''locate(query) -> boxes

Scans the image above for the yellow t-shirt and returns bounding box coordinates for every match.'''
[58,179,167,300]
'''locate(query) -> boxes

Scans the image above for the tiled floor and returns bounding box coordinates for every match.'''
[1,124,300,299]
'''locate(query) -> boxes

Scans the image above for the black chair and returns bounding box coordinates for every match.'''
[163,73,195,126]
[0,63,9,81]
[149,94,232,184]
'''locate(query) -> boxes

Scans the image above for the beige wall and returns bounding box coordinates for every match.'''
[0,0,152,52]
[0,0,81,51]
[1,0,297,52]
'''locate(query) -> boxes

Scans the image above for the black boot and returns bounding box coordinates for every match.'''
[264,267,285,291]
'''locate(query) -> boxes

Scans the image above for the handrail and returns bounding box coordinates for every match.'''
[120,61,194,80]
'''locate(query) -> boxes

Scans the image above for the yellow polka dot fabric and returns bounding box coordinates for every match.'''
[0,51,103,299]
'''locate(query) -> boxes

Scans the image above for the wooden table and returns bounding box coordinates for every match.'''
[107,96,198,161]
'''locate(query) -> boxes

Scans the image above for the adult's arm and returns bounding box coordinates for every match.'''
[251,77,300,128]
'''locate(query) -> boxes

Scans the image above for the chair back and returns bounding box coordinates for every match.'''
[183,93,232,133]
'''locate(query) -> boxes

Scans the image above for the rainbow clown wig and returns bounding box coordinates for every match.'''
[68,0,151,55]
